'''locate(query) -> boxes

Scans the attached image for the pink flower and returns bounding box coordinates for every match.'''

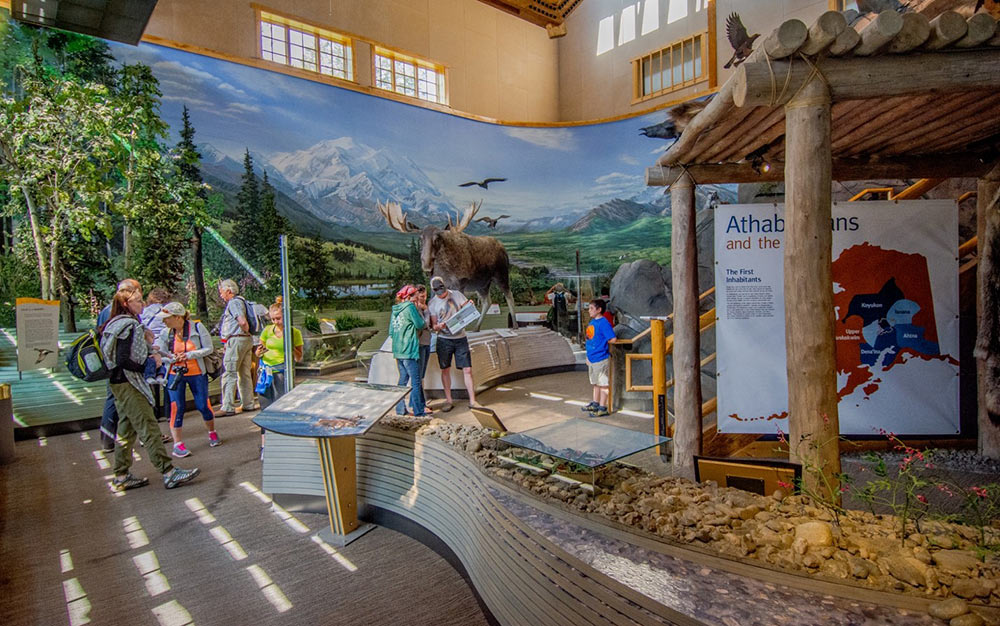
[777,480,793,490]
[971,486,988,499]
[917,494,928,504]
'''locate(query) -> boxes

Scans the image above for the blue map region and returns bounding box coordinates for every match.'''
[852,287,940,368]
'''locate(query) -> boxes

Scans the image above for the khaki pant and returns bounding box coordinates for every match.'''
[221,335,254,411]
[111,382,173,476]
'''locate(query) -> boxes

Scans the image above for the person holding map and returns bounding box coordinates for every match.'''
[428,276,479,411]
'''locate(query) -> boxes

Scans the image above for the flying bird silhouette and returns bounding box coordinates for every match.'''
[34,348,53,364]
[638,100,710,141]
[459,177,507,189]
[476,215,511,229]
[723,13,759,69]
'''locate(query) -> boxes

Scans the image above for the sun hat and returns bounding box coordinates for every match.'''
[156,301,187,318]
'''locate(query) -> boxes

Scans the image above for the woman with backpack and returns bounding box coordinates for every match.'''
[99,284,200,491]
[155,302,221,458]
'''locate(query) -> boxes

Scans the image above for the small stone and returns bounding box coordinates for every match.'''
[950,613,984,626]
[793,537,809,555]
[929,598,970,620]
[739,505,761,520]
[795,521,834,548]
[933,550,982,575]
[883,555,927,587]
[913,547,932,564]
[802,553,822,568]
[971,606,1000,626]
[951,578,991,599]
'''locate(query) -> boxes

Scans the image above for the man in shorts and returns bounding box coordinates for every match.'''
[582,299,616,417]
[427,276,479,411]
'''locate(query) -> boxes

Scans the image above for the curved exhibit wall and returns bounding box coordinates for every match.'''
[109,41,730,275]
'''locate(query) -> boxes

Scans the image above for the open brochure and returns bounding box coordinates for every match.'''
[444,301,481,334]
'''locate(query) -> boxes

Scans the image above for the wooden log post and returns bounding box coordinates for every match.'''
[955,13,997,48]
[669,172,702,481]
[977,162,1000,460]
[783,77,843,500]
[923,11,968,50]
[887,13,931,53]
[799,11,847,56]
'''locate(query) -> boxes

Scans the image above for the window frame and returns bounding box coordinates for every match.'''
[256,8,355,83]
[372,46,448,106]
[631,31,709,104]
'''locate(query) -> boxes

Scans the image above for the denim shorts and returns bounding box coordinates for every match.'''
[437,336,472,370]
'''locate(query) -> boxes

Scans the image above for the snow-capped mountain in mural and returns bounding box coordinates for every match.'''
[268,137,458,229]
[199,138,459,231]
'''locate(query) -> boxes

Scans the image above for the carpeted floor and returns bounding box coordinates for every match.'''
[0,411,491,626]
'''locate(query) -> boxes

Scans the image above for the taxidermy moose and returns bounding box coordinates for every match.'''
[377,200,518,331]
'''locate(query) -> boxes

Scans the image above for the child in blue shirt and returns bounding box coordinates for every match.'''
[583,299,616,417]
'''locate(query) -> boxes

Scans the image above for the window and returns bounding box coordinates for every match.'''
[373,47,446,105]
[632,32,707,102]
[259,11,353,81]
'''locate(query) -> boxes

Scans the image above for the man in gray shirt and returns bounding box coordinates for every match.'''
[217,279,254,415]
[427,276,478,411]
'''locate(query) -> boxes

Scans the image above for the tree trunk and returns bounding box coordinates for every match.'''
[784,78,843,504]
[192,225,208,316]
[123,223,132,270]
[977,162,1000,459]
[20,189,50,299]
[60,268,77,334]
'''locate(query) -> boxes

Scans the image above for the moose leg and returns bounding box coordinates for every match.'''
[475,291,490,332]
[503,289,518,328]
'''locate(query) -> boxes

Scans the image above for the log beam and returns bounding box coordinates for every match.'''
[645,153,998,186]
[886,13,931,53]
[978,162,1000,459]
[799,11,847,56]
[854,10,904,56]
[669,172,702,481]
[955,13,998,48]
[783,78,842,501]
[923,11,968,50]
[733,49,1000,108]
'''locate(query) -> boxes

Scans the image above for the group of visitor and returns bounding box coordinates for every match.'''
[96,275,303,491]
[389,276,480,417]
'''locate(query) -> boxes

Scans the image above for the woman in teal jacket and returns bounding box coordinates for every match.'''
[390,284,427,416]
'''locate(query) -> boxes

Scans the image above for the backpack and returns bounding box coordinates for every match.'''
[65,329,110,382]
[233,296,263,335]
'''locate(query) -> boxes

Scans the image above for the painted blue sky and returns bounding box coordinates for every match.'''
[110,42,672,220]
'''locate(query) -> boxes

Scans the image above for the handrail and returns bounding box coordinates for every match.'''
[622,307,717,393]
[612,286,716,348]
[958,191,977,204]
[959,236,978,259]
[847,179,945,202]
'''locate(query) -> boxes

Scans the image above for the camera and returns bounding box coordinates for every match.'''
[167,364,188,391]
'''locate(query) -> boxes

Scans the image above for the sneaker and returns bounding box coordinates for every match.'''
[580,401,599,412]
[163,466,200,489]
[440,402,454,413]
[588,406,611,417]
[172,442,191,458]
[112,473,149,491]
[208,431,222,447]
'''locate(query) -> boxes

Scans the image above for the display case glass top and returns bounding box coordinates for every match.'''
[252,381,408,438]
[501,418,670,468]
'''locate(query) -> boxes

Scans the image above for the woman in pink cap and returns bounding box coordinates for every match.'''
[389,284,427,416]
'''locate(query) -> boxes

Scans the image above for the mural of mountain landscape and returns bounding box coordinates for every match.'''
[111,42,735,273]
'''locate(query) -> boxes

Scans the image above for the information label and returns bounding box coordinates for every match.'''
[715,201,959,435]
[15,298,61,372]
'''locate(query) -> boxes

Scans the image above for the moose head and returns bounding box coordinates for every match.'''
[376,199,517,331]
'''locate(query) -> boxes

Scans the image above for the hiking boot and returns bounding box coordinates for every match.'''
[588,406,610,417]
[112,473,150,491]
[163,467,200,489]
[580,402,599,412]
[172,442,191,458]
[208,431,222,447]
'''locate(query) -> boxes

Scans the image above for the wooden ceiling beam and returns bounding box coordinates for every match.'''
[646,153,999,186]
[734,49,1000,109]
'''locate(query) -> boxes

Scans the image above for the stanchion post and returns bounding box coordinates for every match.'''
[0,383,14,464]
[280,235,293,393]
[650,318,669,458]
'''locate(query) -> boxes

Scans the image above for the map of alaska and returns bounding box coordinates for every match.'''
[833,244,948,399]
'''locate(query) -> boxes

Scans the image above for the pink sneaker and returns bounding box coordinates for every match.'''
[172,442,191,458]
[208,431,222,447]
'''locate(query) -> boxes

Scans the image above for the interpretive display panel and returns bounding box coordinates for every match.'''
[15,298,60,372]
[501,418,670,468]
[715,201,959,435]
[253,381,409,438]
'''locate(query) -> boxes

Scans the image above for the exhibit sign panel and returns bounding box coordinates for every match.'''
[715,201,959,435]
[15,298,61,372]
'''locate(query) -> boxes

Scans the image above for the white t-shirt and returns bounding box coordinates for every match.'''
[428,290,469,340]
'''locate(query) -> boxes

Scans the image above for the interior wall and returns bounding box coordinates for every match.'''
[558,0,830,120]
[144,0,560,122]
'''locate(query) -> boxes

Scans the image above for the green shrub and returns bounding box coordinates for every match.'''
[0,254,41,327]
[335,314,374,331]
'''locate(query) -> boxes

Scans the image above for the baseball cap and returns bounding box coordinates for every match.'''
[156,301,186,319]
[396,284,418,300]
[430,276,446,292]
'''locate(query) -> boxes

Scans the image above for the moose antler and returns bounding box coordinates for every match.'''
[377,200,420,233]
[447,200,482,233]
